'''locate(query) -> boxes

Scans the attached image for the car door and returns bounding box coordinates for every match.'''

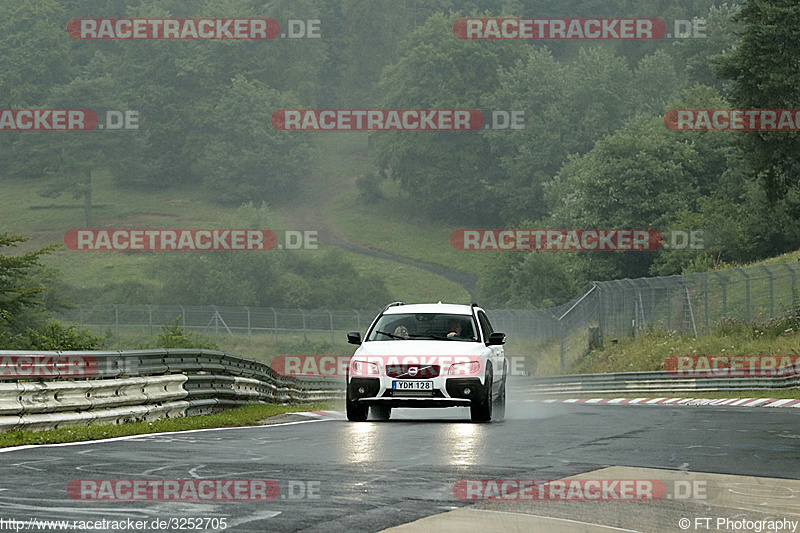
[477,310,504,395]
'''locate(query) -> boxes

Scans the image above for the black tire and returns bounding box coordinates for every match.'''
[346,388,368,422]
[494,365,506,421]
[470,366,493,423]
[371,405,391,420]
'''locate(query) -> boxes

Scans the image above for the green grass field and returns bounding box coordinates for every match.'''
[0,134,471,304]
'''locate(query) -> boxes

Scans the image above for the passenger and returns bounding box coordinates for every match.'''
[393,325,410,339]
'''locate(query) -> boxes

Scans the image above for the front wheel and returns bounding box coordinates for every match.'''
[346,388,368,422]
[470,367,493,423]
[494,370,506,421]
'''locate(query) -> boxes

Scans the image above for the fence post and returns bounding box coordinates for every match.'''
[245,306,251,337]
[701,273,710,333]
[712,272,729,318]
[735,268,752,322]
[781,263,798,313]
[271,307,277,341]
[597,285,605,335]
[114,304,119,336]
[300,309,307,340]
[759,265,775,319]
[327,310,334,343]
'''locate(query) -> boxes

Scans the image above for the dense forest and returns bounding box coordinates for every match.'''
[2,0,799,315]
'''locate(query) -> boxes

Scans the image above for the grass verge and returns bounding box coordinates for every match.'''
[0,402,334,448]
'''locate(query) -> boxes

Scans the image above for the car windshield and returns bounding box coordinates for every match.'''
[367,313,478,342]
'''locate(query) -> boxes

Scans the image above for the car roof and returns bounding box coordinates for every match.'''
[382,303,479,315]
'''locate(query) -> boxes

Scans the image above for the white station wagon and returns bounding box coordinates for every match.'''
[345,302,507,422]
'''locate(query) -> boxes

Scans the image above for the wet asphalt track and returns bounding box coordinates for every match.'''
[0,396,798,532]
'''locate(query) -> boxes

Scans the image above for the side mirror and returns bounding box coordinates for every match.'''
[347,331,362,345]
[487,332,506,346]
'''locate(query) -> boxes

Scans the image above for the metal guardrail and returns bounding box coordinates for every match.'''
[3,348,795,432]
[0,350,344,432]
[519,371,800,396]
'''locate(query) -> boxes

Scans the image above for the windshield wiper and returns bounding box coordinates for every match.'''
[375,330,406,340]
[408,333,449,340]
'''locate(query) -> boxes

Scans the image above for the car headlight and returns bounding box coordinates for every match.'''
[446,361,481,376]
[351,360,380,376]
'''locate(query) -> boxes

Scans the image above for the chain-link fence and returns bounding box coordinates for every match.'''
[57,261,800,368]
[507,261,800,371]
[55,304,536,342]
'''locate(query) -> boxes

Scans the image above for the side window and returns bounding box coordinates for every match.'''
[477,311,493,340]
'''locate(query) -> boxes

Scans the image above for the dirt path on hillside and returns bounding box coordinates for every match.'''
[276,146,477,300]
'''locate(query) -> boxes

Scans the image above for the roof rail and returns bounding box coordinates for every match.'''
[381,301,405,313]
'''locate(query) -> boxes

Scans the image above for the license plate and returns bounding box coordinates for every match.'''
[392,380,432,390]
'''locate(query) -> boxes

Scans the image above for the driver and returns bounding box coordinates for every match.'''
[446,319,463,338]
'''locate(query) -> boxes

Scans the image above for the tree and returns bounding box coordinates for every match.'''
[485,46,683,224]
[373,12,526,223]
[714,0,800,210]
[195,75,313,204]
[0,234,59,330]
[544,86,734,283]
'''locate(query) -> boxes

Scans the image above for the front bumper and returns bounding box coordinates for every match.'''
[347,376,486,408]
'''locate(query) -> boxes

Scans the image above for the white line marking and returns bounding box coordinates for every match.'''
[0,418,329,454]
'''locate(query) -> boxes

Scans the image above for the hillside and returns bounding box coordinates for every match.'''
[1,134,476,307]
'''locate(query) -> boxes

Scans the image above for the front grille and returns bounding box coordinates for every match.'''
[386,364,440,378]
[390,390,435,397]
